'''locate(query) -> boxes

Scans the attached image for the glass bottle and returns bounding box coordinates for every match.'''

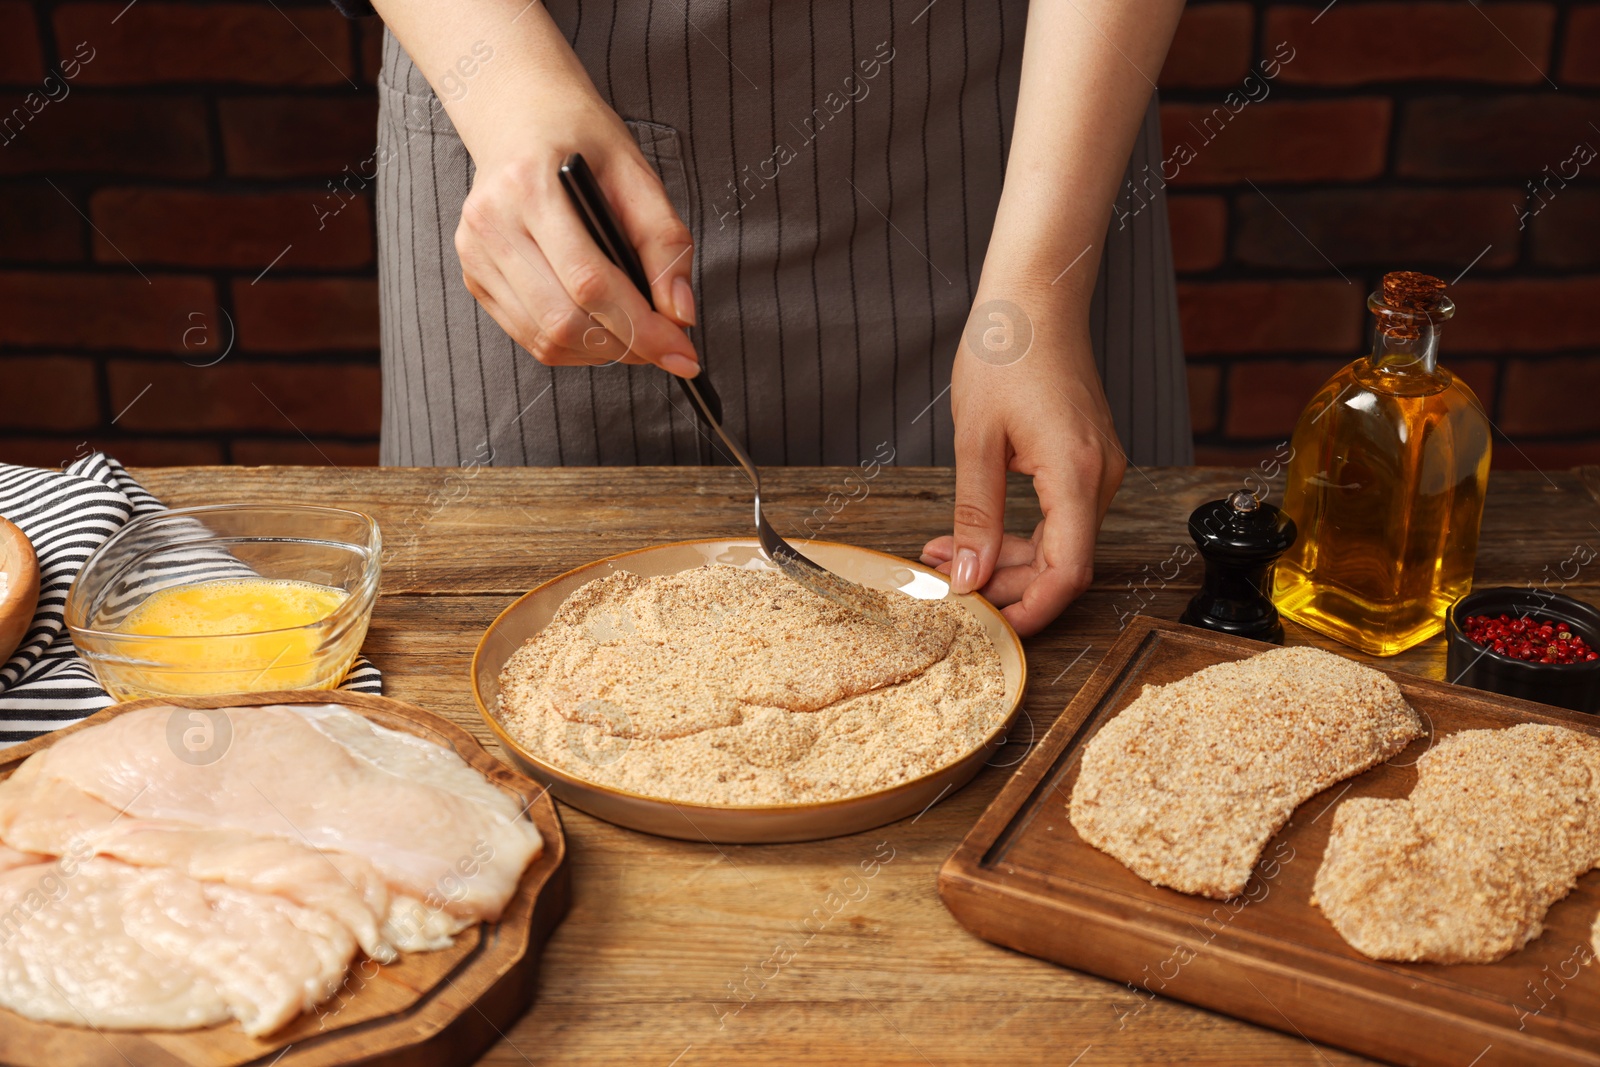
[1271,271,1491,656]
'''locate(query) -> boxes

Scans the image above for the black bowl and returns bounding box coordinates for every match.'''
[1445,587,1600,713]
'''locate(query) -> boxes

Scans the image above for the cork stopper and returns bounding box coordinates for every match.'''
[1381,271,1447,313]
[1375,270,1450,344]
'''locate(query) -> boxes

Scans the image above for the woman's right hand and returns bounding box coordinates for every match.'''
[377,0,700,376]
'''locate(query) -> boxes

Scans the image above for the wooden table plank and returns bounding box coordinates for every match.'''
[131,465,1600,1066]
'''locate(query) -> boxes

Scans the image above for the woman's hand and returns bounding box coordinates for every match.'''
[917,0,1181,635]
[920,286,1125,636]
[374,0,699,376]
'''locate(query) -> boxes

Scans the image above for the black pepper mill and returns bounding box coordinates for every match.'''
[1180,490,1298,644]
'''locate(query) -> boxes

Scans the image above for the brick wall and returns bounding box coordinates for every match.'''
[0,0,1595,469]
[1166,1,1600,470]
[0,0,383,466]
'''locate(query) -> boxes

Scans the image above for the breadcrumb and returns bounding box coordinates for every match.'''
[1069,646,1423,900]
[1315,723,1600,963]
[497,566,1007,805]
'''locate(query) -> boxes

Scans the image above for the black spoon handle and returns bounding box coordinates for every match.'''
[558,152,724,426]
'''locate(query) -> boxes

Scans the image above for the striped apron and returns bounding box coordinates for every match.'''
[375,1,1191,468]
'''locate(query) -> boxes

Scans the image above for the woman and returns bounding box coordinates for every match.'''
[353,0,1190,635]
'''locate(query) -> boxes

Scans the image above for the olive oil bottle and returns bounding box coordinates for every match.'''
[1271,271,1491,656]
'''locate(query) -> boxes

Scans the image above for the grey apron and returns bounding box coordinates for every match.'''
[375,1,1190,468]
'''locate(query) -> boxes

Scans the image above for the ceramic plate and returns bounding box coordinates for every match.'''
[471,539,1026,843]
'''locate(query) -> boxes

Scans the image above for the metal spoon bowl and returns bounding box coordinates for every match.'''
[673,376,895,623]
[560,152,892,622]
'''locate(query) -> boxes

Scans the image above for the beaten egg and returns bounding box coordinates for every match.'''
[112,578,352,694]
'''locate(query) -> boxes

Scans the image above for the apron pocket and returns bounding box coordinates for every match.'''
[624,119,698,241]
[377,77,460,139]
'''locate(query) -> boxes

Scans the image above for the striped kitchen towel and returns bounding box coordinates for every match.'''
[0,453,381,746]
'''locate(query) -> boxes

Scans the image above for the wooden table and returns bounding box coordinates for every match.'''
[137,464,1600,1067]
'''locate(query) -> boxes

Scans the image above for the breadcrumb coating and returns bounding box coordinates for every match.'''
[498,567,1007,805]
[1315,723,1600,964]
[1069,646,1423,900]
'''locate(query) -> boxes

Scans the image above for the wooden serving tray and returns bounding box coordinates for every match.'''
[940,617,1600,1067]
[0,690,569,1067]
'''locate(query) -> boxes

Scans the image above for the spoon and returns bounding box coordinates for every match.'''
[559,153,890,622]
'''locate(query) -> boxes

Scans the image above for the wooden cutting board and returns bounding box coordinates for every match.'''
[940,616,1600,1067]
[0,690,569,1067]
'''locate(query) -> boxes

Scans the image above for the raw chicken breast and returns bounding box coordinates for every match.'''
[28,705,541,922]
[295,704,523,817]
[0,768,399,962]
[0,843,45,873]
[0,857,353,1036]
[0,702,546,1037]
[383,894,475,952]
[102,826,396,964]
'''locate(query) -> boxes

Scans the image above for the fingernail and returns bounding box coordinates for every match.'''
[950,548,979,596]
[673,277,697,326]
[661,353,700,378]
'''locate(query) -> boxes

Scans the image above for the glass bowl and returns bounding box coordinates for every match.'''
[65,504,381,701]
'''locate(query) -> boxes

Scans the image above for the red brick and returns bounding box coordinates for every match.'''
[0,95,209,177]
[1210,357,1496,441]
[1179,280,1366,355]
[1187,363,1222,435]
[1160,4,1253,88]
[0,438,85,467]
[1194,442,1300,466]
[218,95,378,179]
[358,18,384,86]
[54,3,354,86]
[1500,357,1600,436]
[1224,359,1345,438]
[0,272,215,351]
[1269,3,1555,86]
[108,361,381,435]
[100,438,227,465]
[1561,7,1600,86]
[1168,195,1226,271]
[1528,190,1600,268]
[91,189,372,270]
[1490,440,1600,471]
[232,279,379,353]
[1397,95,1597,180]
[231,438,380,465]
[0,184,83,261]
[1448,359,1499,416]
[1448,278,1600,353]
[1233,188,1521,270]
[0,437,224,467]
[1161,100,1391,185]
[0,2,42,85]
[0,355,99,429]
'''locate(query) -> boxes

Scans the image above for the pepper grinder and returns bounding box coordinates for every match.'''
[1180,490,1298,644]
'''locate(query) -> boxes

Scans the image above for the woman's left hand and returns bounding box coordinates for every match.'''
[917,0,1182,635]
[919,286,1125,637]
